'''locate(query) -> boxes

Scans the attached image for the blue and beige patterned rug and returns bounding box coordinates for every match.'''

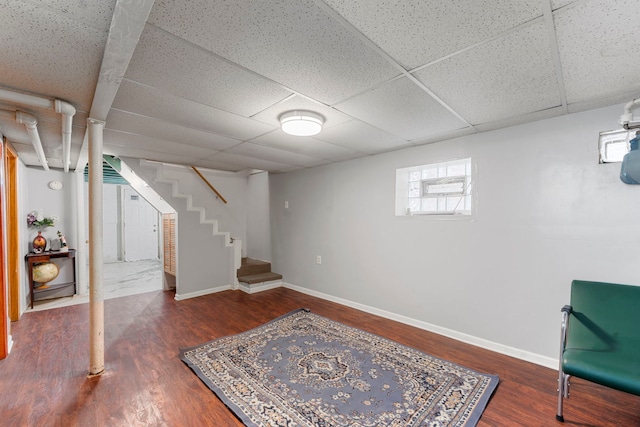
[180,309,498,427]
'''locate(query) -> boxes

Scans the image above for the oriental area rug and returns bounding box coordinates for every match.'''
[180,309,499,427]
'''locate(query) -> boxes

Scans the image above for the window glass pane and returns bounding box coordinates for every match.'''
[437,197,447,211]
[421,197,437,212]
[408,181,420,197]
[422,168,437,179]
[409,198,420,212]
[409,171,422,181]
[446,196,463,211]
[447,163,466,176]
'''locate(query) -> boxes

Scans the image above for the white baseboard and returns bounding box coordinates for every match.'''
[7,335,13,354]
[282,282,558,370]
[239,280,282,294]
[175,284,231,301]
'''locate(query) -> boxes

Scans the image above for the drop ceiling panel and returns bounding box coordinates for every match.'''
[1,1,109,111]
[323,0,542,69]
[226,142,324,167]
[125,26,293,117]
[104,130,221,160]
[336,77,469,140]
[555,0,640,104]
[551,0,577,10]
[315,120,410,154]
[24,0,116,31]
[192,157,247,172]
[106,110,241,152]
[250,131,359,160]
[414,21,561,124]
[251,95,352,129]
[206,152,293,172]
[112,80,276,140]
[103,145,203,166]
[147,0,399,105]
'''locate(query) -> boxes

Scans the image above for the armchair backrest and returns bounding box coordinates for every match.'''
[568,280,640,352]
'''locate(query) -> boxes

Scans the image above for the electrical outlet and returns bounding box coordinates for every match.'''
[285,201,289,209]
[316,256,322,264]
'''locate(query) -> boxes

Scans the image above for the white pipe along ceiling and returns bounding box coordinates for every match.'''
[0,109,49,171]
[0,88,76,172]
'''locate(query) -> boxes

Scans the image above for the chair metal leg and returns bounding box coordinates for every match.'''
[556,305,572,422]
[557,372,570,422]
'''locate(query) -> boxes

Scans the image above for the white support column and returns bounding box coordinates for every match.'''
[87,118,105,376]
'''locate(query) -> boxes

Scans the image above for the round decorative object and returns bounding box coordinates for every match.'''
[32,231,47,254]
[48,180,63,190]
[33,262,59,284]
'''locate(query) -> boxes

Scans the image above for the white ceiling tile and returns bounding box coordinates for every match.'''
[1,1,110,112]
[191,158,247,172]
[315,120,410,154]
[410,127,477,147]
[251,95,351,129]
[551,0,577,10]
[103,145,202,166]
[22,0,116,31]
[125,26,293,117]
[250,130,359,160]
[555,0,640,104]
[112,80,276,140]
[206,152,293,172]
[473,106,566,133]
[323,0,542,69]
[335,77,468,140]
[104,130,220,160]
[226,142,323,167]
[148,0,399,105]
[106,109,241,151]
[567,88,640,115]
[415,22,561,124]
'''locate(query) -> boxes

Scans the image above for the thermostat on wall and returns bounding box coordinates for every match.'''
[48,180,63,190]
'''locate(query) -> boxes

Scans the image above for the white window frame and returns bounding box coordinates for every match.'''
[395,158,473,217]
[599,129,634,163]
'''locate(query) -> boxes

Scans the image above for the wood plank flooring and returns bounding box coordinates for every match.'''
[1,288,639,426]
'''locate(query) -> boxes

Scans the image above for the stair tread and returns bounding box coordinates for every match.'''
[238,272,283,284]
[237,258,273,277]
[241,258,270,266]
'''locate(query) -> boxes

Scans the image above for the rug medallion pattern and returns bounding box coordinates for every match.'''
[180,309,498,427]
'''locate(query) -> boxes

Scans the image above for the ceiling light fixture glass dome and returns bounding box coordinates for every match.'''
[279,110,324,136]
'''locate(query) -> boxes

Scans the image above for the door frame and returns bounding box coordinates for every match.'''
[5,144,19,321]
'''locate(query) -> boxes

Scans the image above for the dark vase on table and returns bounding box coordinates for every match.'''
[32,231,47,253]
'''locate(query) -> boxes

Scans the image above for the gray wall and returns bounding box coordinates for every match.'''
[270,103,640,365]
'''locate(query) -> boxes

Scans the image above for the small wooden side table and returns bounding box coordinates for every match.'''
[25,249,77,309]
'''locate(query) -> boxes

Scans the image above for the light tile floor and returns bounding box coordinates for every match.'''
[28,258,164,312]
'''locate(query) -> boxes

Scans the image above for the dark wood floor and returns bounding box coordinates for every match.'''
[1,288,639,426]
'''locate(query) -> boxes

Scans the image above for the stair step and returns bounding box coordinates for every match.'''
[237,258,272,277]
[237,272,283,285]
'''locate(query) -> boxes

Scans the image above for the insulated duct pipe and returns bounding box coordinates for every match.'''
[0,88,76,171]
[0,109,49,170]
[620,99,640,130]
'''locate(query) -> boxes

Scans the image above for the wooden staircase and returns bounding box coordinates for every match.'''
[237,258,282,293]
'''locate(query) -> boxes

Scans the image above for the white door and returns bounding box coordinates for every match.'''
[123,187,159,261]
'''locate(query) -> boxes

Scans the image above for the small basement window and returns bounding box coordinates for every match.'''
[599,129,634,163]
[396,158,472,216]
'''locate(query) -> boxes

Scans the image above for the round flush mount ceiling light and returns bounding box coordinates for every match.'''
[279,110,324,136]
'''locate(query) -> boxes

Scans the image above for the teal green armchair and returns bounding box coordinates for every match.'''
[557,280,640,422]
